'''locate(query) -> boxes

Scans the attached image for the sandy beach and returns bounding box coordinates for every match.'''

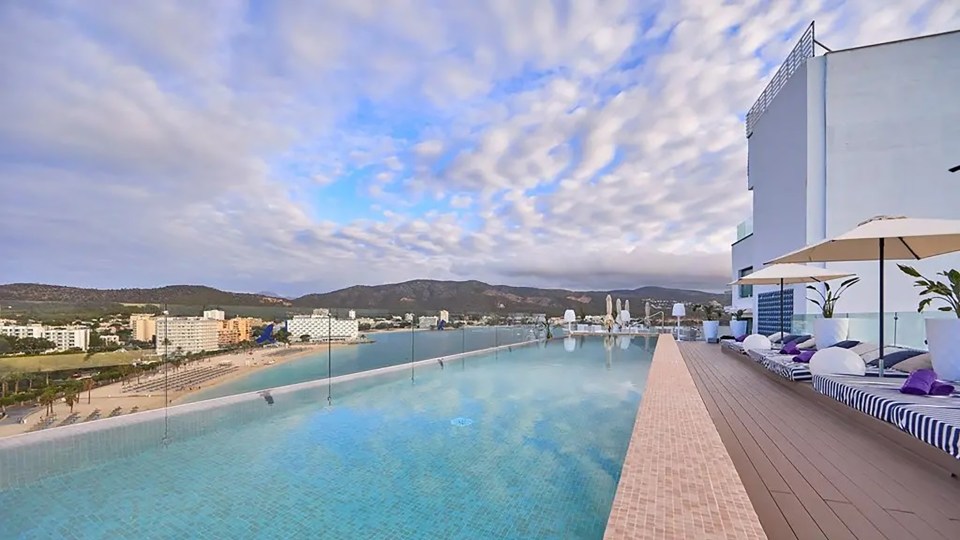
[0,343,344,439]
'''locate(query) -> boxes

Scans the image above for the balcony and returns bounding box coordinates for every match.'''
[735,217,753,243]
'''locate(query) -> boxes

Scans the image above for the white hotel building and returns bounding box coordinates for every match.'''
[155,317,220,356]
[0,325,91,351]
[731,25,960,345]
[286,313,359,342]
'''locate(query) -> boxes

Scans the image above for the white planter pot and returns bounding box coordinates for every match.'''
[702,320,720,342]
[730,320,748,338]
[814,318,849,349]
[926,318,960,381]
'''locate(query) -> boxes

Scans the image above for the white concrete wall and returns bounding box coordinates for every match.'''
[822,31,960,315]
[746,62,811,318]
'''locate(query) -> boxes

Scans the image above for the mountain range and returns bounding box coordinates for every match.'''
[0,281,725,314]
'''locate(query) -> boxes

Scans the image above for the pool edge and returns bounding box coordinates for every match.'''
[603,334,767,539]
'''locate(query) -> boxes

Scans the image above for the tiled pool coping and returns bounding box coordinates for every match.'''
[604,334,766,539]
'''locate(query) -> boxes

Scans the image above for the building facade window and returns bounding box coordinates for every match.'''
[738,267,754,298]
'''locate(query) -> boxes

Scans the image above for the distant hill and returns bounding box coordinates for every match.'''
[0,280,724,315]
[0,284,292,307]
[292,279,725,314]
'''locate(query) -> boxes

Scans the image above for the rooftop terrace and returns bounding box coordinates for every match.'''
[684,341,960,539]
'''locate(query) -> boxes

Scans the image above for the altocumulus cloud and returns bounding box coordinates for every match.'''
[1,0,957,295]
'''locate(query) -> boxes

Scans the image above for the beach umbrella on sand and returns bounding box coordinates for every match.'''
[768,216,960,375]
[732,263,856,338]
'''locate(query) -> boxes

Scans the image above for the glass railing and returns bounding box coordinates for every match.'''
[735,218,754,242]
[790,311,955,350]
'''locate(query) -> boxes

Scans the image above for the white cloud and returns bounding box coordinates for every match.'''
[1,0,957,295]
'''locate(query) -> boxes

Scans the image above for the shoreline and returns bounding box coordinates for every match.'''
[0,343,343,439]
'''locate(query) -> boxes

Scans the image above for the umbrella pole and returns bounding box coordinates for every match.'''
[780,278,785,337]
[879,238,885,377]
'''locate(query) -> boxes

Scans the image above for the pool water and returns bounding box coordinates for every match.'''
[185,327,535,402]
[0,337,653,539]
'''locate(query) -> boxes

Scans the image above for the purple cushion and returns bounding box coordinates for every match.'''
[779,342,800,355]
[930,381,955,396]
[793,350,815,363]
[735,334,747,343]
[900,369,937,395]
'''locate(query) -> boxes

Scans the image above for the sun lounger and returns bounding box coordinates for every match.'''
[814,373,960,458]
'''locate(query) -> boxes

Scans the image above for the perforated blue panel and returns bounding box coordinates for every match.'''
[758,289,793,335]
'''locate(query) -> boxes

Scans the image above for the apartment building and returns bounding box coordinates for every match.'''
[0,325,91,351]
[217,317,262,346]
[155,317,220,356]
[203,309,226,321]
[731,25,960,337]
[130,313,156,342]
[285,314,359,342]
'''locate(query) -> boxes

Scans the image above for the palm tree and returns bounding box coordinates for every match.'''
[63,387,78,413]
[39,388,57,417]
[83,378,94,404]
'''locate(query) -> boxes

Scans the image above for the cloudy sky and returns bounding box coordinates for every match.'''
[1,1,957,296]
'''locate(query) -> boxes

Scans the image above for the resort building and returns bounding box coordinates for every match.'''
[285,313,359,342]
[0,324,92,351]
[438,310,450,324]
[202,309,225,321]
[155,317,220,356]
[99,334,120,346]
[731,26,960,339]
[217,317,261,346]
[129,313,156,342]
[418,316,439,329]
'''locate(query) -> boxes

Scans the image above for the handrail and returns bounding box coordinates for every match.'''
[745,21,816,138]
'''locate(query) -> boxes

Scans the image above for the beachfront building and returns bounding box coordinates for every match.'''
[155,316,219,356]
[217,317,262,346]
[438,310,450,324]
[0,324,92,351]
[99,334,120,345]
[202,309,225,321]
[418,316,439,329]
[731,25,960,341]
[286,313,359,342]
[130,313,156,342]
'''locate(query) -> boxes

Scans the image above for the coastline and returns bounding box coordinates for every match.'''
[0,343,342,439]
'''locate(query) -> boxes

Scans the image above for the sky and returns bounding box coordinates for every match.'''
[1,1,958,297]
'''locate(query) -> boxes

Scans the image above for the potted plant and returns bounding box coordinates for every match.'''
[730,309,749,338]
[807,277,860,349]
[899,265,960,380]
[693,302,722,343]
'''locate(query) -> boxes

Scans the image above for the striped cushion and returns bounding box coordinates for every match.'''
[861,346,909,363]
[897,405,960,459]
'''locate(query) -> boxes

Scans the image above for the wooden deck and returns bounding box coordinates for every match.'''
[680,342,960,540]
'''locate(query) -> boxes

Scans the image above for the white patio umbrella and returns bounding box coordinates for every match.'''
[768,216,960,374]
[731,263,856,337]
[605,295,613,317]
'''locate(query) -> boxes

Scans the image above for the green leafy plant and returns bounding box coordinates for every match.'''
[898,265,960,317]
[806,277,860,318]
[693,302,723,321]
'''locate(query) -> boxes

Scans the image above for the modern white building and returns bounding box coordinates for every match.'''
[202,309,226,321]
[155,317,220,356]
[130,313,156,342]
[0,325,91,351]
[404,313,414,323]
[418,316,439,329]
[100,334,121,345]
[286,314,359,342]
[438,310,450,324]
[731,25,960,342]
[348,310,356,320]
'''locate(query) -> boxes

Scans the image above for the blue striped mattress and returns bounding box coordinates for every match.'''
[813,374,960,459]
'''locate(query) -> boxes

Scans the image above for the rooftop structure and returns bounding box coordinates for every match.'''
[732,25,960,339]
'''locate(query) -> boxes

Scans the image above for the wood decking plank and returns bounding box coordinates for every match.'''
[682,342,960,540]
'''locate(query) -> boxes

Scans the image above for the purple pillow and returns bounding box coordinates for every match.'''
[930,381,955,396]
[735,334,747,343]
[779,342,800,355]
[900,369,937,395]
[793,350,815,363]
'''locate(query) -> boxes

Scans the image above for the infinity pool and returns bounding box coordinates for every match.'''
[0,336,653,539]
